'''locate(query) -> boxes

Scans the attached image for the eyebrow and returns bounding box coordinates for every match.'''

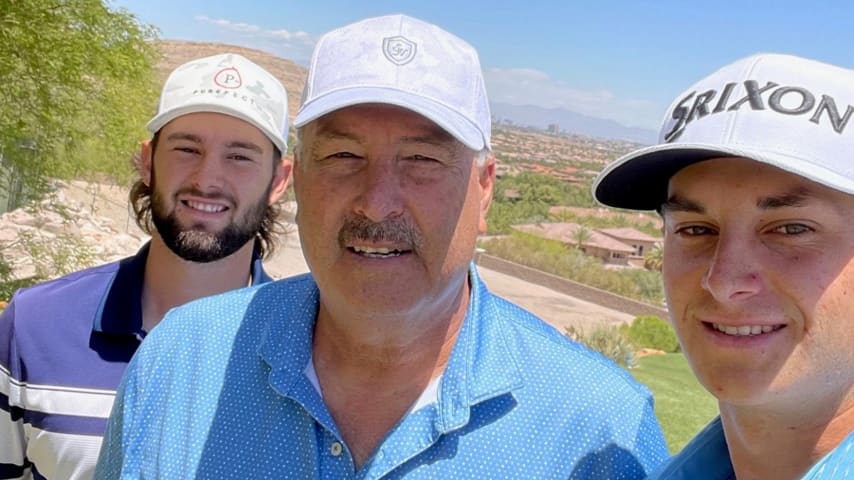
[756,188,811,209]
[660,195,705,215]
[225,141,264,154]
[165,132,202,143]
[164,133,263,154]
[661,187,817,215]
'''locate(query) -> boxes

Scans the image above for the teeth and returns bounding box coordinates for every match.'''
[187,200,225,213]
[713,323,778,336]
[352,246,402,258]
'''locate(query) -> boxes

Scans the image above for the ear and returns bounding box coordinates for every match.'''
[268,154,292,205]
[139,140,153,187]
[477,153,496,235]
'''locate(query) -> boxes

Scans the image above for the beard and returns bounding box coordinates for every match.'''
[150,182,270,263]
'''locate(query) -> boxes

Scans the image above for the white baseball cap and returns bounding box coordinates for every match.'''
[593,53,854,211]
[294,14,491,151]
[148,53,289,152]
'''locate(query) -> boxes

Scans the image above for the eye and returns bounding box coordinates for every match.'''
[673,224,716,236]
[769,223,813,235]
[327,151,360,159]
[174,146,199,154]
[405,154,440,163]
[228,153,255,162]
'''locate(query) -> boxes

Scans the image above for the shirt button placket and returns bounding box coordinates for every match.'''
[330,441,343,457]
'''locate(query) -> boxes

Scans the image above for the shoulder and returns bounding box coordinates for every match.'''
[2,260,121,332]
[142,273,317,348]
[482,290,650,400]
[10,260,120,306]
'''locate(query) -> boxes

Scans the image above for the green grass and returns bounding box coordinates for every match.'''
[630,353,719,453]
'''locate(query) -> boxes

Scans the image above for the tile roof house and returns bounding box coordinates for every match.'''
[511,222,639,266]
[597,228,662,259]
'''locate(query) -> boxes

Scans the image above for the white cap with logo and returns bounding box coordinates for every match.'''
[147,53,289,152]
[593,53,854,210]
[294,14,491,151]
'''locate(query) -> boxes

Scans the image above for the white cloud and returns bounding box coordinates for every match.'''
[194,15,316,64]
[189,16,660,128]
[484,67,661,129]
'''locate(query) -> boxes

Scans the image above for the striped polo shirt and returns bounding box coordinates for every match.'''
[0,243,270,480]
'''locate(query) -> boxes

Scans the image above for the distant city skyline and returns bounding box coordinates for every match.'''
[114,1,854,130]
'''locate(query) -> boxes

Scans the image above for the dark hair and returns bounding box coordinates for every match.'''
[129,131,286,260]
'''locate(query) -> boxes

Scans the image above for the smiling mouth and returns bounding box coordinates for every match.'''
[183,200,227,213]
[709,323,785,336]
[348,246,410,258]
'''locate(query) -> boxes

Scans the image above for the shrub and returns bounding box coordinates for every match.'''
[566,325,636,368]
[627,315,679,353]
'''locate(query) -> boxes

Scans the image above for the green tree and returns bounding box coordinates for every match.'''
[571,225,592,250]
[0,0,159,291]
[0,0,160,195]
[644,243,664,271]
[627,315,679,353]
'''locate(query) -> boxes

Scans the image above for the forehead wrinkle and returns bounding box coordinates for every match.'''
[307,119,464,155]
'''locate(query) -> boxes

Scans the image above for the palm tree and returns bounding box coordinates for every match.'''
[571,225,592,252]
[644,243,664,271]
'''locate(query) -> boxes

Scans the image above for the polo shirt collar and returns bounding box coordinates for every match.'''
[92,242,149,335]
[435,265,524,433]
[654,416,734,480]
[258,264,525,435]
[93,240,270,335]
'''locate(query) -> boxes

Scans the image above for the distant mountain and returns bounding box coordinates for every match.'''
[155,41,656,144]
[490,102,656,144]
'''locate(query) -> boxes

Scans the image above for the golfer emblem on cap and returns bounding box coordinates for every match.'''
[214,67,243,89]
[382,36,417,66]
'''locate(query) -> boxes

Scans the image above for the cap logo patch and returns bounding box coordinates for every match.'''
[664,80,854,142]
[382,36,417,66]
[214,67,243,89]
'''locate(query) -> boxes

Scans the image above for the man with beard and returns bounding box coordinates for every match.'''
[96,15,668,479]
[0,53,290,479]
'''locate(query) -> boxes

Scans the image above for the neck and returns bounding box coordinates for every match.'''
[311,278,470,469]
[140,235,256,331]
[721,390,854,479]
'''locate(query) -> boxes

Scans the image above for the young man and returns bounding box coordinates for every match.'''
[96,15,668,479]
[594,53,854,479]
[0,53,290,479]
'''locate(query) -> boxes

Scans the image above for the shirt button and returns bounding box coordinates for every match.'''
[330,442,343,457]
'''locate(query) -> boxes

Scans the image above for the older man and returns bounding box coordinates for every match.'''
[0,53,290,480]
[96,14,668,479]
[594,53,854,479]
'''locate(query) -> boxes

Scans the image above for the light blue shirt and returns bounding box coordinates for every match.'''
[652,416,854,479]
[95,266,668,479]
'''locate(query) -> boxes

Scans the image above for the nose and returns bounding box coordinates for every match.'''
[189,153,225,193]
[352,161,404,222]
[701,231,763,302]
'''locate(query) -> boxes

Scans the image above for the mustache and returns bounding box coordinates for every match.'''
[338,215,423,250]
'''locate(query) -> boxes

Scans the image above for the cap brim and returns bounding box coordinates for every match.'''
[147,103,287,153]
[592,143,854,211]
[294,87,486,151]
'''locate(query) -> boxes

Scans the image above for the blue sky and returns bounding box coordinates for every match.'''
[112,0,854,130]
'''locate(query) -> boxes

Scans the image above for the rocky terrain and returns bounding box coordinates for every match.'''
[0,180,146,281]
